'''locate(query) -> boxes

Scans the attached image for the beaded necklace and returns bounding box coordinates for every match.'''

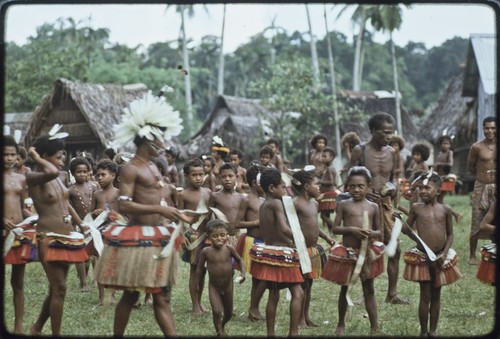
[71,181,93,215]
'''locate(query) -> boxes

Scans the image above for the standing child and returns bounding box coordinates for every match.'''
[210,163,245,247]
[317,146,339,234]
[259,145,274,168]
[163,146,180,187]
[196,220,246,336]
[309,133,328,178]
[390,135,406,181]
[178,158,213,315]
[322,166,385,336]
[434,135,462,222]
[234,163,267,321]
[201,155,218,192]
[266,138,285,172]
[409,143,430,178]
[291,170,335,328]
[68,156,98,292]
[399,171,461,337]
[249,167,304,337]
[229,148,249,193]
[3,135,34,334]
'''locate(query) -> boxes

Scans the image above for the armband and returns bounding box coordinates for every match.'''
[117,195,133,202]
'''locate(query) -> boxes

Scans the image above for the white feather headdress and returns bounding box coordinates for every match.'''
[110,91,183,150]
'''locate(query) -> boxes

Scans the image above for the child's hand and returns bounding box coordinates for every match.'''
[326,236,335,246]
[351,227,370,240]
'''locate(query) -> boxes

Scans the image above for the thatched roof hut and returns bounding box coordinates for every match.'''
[183,95,270,162]
[420,70,476,192]
[24,78,148,159]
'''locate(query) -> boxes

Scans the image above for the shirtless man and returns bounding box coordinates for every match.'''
[467,116,496,265]
[4,135,32,334]
[94,92,192,336]
[349,112,408,304]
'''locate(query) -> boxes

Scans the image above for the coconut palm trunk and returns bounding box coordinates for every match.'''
[180,6,193,135]
[390,32,403,136]
[305,4,321,88]
[217,4,226,95]
[324,5,341,157]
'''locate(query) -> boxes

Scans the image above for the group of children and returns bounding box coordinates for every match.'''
[3,128,494,337]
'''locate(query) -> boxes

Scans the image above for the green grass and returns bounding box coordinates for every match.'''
[3,195,496,336]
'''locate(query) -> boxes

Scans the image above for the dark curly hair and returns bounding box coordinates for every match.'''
[246,163,264,187]
[183,157,203,175]
[411,143,430,161]
[310,134,328,149]
[291,170,315,192]
[69,157,91,174]
[347,166,372,184]
[32,135,66,157]
[390,135,405,150]
[96,159,118,174]
[260,167,282,193]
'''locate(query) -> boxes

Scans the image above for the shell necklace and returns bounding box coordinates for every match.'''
[71,182,93,215]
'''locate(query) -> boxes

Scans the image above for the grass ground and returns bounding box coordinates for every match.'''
[3,195,497,337]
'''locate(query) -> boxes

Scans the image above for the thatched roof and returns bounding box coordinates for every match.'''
[183,95,270,158]
[337,90,419,143]
[4,112,33,143]
[420,71,476,143]
[24,78,148,148]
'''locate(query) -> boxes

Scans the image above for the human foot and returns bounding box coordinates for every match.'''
[468,257,479,265]
[334,326,345,336]
[80,284,90,292]
[453,212,462,223]
[385,295,410,304]
[306,318,319,327]
[248,311,265,322]
[352,296,365,305]
[30,324,41,335]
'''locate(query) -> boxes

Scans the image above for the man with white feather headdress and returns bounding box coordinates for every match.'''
[94,91,194,336]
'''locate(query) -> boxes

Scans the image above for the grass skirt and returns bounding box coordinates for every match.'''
[38,232,89,263]
[477,243,496,285]
[304,244,327,280]
[403,247,462,287]
[95,225,180,293]
[318,191,337,211]
[4,225,37,264]
[249,244,304,283]
[321,241,385,285]
[234,233,263,273]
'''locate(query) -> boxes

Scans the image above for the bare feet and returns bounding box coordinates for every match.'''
[385,295,410,304]
[453,212,462,223]
[334,326,344,336]
[468,257,479,265]
[420,332,428,337]
[30,324,41,335]
[133,301,142,309]
[192,307,205,315]
[306,318,319,327]
[144,294,153,306]
[80,284,90,292]
[248,311,265,322]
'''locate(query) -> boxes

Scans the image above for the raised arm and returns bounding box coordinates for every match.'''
[25,147,59,187]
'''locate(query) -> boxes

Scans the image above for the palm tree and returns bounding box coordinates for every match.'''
[305,4,321,88]
[370,4,410,137]
[262,16,286,65]
[336,5,375,91]
[217,4,226,95]
[324,5,341,157]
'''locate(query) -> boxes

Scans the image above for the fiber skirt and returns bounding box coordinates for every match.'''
[249,244,304,283]
[477,243,496,285]
[95,224,180,293]
[234,233,263,273]
[4,225,37,264]
[38,232,89,263]
[403,247,462,287]
[318,191,337,211]
[321,241,385,286]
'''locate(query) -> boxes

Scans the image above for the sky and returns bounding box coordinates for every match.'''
[3,3,496,53]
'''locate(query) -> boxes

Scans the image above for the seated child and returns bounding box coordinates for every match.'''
[196,220,245,336]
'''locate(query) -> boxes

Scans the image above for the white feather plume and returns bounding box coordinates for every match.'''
[110,91,183,150]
